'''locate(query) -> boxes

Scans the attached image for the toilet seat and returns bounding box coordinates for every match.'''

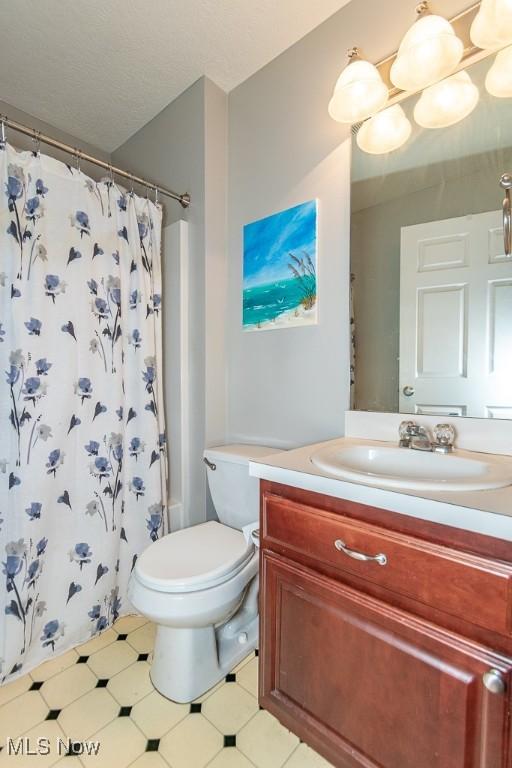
[134,520,255,594]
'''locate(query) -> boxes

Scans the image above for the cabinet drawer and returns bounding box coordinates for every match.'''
[262,492,512,636]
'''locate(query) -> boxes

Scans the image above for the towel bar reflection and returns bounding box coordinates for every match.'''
[500,173,512,257]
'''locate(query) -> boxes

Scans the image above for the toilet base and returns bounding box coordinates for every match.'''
[150,615,258,703]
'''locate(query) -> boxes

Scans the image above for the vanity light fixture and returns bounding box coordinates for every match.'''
[470,0,512,50]
[328,47,389,124]
[390,2,464,92]
[485,45,512,96]
[356,105,412,155]
[328,3,510,155]
[414,70,480,129]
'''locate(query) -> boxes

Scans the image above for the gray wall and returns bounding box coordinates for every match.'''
[225,0,472,449]
[204,81,228,450]
[113,77,228,523]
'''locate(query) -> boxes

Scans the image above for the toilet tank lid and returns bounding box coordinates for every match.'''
[203,444,282,466]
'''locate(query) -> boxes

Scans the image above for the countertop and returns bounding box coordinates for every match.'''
[249,437,512,542]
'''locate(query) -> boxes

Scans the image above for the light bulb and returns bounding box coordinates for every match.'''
[414,71,479,129]
[486,45,512,96]
[470,0,512,50]
[390,6,464,92]
[356,105,412,154]
[328,52,388,124]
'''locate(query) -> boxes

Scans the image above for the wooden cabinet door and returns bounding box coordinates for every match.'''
[260,553,512,768]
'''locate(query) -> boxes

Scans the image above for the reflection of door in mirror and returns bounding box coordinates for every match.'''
[399,211,512,418]
[351,54,512,419]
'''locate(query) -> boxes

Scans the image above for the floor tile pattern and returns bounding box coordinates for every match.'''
[0,615,333,767]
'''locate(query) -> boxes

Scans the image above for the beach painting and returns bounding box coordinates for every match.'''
[243,200,318,331]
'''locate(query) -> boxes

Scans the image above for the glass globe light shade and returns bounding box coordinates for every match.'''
[356,105,412,155]
[470,0,512,50]
[390,13,464,91]
[328,58,389,124]
[414,71,480,129]
[486,46,512,97]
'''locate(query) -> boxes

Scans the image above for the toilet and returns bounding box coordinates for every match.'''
[128,443,281,703]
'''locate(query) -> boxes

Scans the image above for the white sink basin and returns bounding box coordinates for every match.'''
[310,443,512,492]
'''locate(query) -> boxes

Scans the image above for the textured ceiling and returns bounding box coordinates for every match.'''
[0,0,352,152]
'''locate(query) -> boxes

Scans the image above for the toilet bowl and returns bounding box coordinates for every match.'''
[128,443,281,703]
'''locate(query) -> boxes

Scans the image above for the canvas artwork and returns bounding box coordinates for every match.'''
[243,200,318,331]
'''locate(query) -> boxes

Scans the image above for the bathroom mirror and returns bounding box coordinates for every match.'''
[351,53,512,420]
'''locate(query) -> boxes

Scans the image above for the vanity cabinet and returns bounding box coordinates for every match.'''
[259,482,512,768]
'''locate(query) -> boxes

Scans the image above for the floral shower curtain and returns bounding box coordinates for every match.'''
[0,142,167,682]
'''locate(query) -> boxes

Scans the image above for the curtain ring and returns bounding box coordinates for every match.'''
[0,116,5,149]
[154,187,159,206]
[108,163,114,186]
[75,148,81,173]
[32,129,41,157]
[130,175,134,195]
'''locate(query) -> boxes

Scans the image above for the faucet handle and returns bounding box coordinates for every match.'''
[433,424,456,453]
[399,420,416,447]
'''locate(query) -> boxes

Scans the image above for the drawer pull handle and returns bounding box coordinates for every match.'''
[483,669,506,695]
[334,539,387,566]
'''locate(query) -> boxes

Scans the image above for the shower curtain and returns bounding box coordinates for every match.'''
[0,142,167,681]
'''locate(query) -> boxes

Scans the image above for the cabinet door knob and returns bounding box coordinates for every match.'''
[334,539,387,566]
[483,669,506,695]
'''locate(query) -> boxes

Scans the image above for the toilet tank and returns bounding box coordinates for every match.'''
[203,444,282,529]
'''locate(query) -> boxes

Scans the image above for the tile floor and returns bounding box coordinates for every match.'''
[0,615,333,767]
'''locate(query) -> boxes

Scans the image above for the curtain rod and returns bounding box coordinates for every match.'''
[0,114,191,209]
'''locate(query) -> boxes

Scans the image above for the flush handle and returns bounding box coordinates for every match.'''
[403,385,415,397]
[334,539,387,566]
[203,457,216,471]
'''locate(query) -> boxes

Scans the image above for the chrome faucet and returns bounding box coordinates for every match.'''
[398,421,456,453]
[410,425,433,452]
